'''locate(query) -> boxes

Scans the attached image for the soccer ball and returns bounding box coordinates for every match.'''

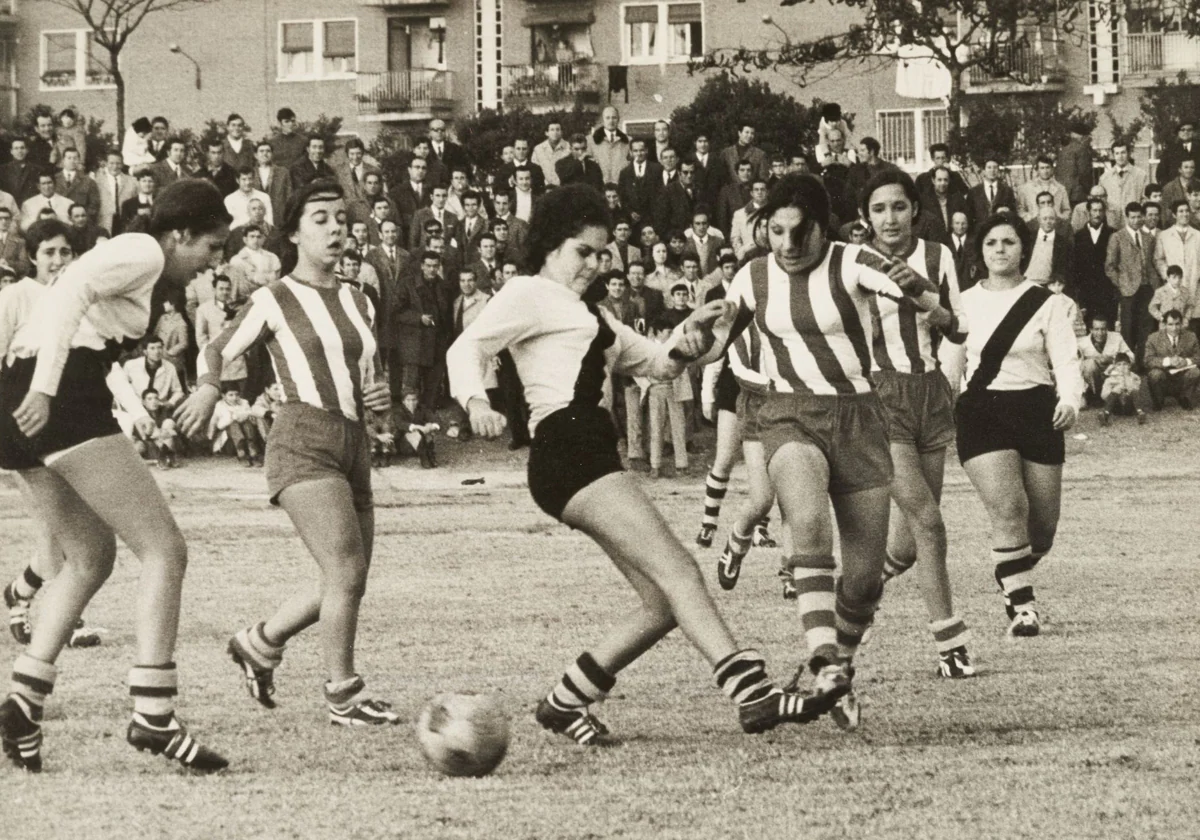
[415,692,510,777]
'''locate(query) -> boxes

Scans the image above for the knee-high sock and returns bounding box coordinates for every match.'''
[10,566,44,601]
[993,544,1036,617]
[835,578,882,662]
[10,653,56,720]
[713,649,775,706]
[701,471,729,528]
[233,622,286,671]
[881,549,917,582]
[547,653,615,712]
[929,615,970,653]
[128,663,178,721]
[787,554,838,663]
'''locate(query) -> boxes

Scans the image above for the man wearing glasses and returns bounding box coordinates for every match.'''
[427,120,470,179]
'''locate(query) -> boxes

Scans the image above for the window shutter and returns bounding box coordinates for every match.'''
[624,5,659,24]
[44,32,76,73]
[323,21,356,58]
[281,22,314,54]
[666,3,701,24]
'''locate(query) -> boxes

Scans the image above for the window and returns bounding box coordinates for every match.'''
[876,108,947,170]
[39,30,114,91]
[622,2,703,65]
[278,18,357,81]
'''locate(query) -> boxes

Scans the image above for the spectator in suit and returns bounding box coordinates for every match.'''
[729,177,767,259]
[654,157,697,238]
[118,169,157,234]
[719,123,768,184]
[603,183,625,218]
[1078,317,1133,402]
[532,120,571,187]
[1155,120,1200,187]
[26,114,58,170]
[1025,206,1074,288]
[253,140,292,224]
[221,113,256,172]
[1149,264,1193,328]
[968,158,1017,226]
[1160,159,1197,226]
[395,249,451,413]
[146,116,171,161]
[335,138,380,204]
[1107,202,1160,358]
[1073,197,1117,324]
[198,141,238,196]
[348,171,397,228]
[225,167,273,228]
[66,203,108,254]
[915,143,969,204]
[368,219,410,345]
[392,156,431,240]
[1057,123,1095,207]
[1018,156,1072,221]
[625,260,664,327]
[1154,200,1200,306]
[498,138,545,193]
[684,208,725,276]
[20,173,72,229]
[93,149,133,235]
[427,118,470,181]
[226,225,281,300]
[458,190,488,260]
[1070,184,1108,231]
[606,218,641,273]
[915,165,970,245]
[409,185,459,252]
[588,106,631,186]
[716,160,754,238]
[289,135,335,190]
[268,107,307,169]
[0,206,29,277]
[689,134,724,214]
[470,233,501,293]
[1143,200,1163,236]
[947,211,977,290]
[0,138,42,205]
[489,191,528,266]
[53,148,100,223]
[54,108,88,170]
[656,148,681,190]
[554,133,603,190]
[224,199,277,260]
[510,166,539,223]
[444,167,471,219]
[407,138,448,190]
[361,196,396,250]
[1144,309,1200,409]
[194,274,248,393]
[150,139,189,189]
[1099,142,1149,230]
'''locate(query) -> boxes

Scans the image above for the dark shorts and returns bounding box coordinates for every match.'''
[757,391,894,495]
[528,405,623,522]
[735,386,768,444]
[0,350,122,472]
[874,369,956,453]
[265,403,374,512]
[955,384,1065,466]
[714,365,739,415]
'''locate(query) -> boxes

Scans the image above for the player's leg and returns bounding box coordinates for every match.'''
[696,409,739,547]
[716,439,780,591]
[1022,459,1063,619]
[4,475,61,645]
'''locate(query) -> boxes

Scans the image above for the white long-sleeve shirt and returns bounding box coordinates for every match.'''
[447,274,701,438]
[27,233,163,397]
[956,279,1085,410]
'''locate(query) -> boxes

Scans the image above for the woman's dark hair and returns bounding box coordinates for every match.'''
[24,218,74,258]
[858,168,921,225]
[148,179,233,238]
[751,173,832,249]
[523,183,611,274]
[973,213,1032,273]
[279,178,344,237]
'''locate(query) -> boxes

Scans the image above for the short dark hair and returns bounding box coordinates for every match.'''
[24,218,73,256]
[1145,183,1162,197]
[1125,201,1144,216]
[344,138,365,153]
[1036,190,1054,205]
[256,139,273,152]
[974,213,1033,272]
[144,335,164,347]
[277,107,296,121]
[1143,201,1161,214]
[212,273,231,288]
[1173,198,1190,213]
[570,133,587,146]
[859,168,921,223]
[1035,155,1055,167]
[142,387,159,398]
[58,108,77,121]
[227,113,244,124]
[753,172,832,244]
[1168,264,1184,276]
[151,116,168,128]
[1086,197,1106,212]
[524,184,611,274]
[860,137,881,156]
[421,250,441,263]
[279,178,343,238]
[1164,308,1184,323]
[148,179,233,238]
[929,142,950,156]
[237,165,255,178]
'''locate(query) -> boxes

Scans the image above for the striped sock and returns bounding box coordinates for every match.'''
[128,663,178,719]
[756,515,771,530]
[10,653,56,721]
[233,622,286,671]
[788,554,838,663]
[547,653,615,712]
[325,675,366,707]
[881,550,916,582]
[11,567,44,600]
[929,615,970,653]
[713,649,775,706]
[835,578,882,661]
[701,472,729,528]
[993,544,1036,618]
[726,527,752,558]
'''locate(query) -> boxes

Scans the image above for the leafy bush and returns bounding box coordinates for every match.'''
[453,104,598,178]
[1139,72,1200,149]
[957,94,1097,166]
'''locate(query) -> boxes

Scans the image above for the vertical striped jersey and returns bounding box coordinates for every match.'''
[868,238,967,374]
[198,276,378,422]
[724,243,906,395]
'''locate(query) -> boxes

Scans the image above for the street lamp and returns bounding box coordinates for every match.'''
[168,43,201,90]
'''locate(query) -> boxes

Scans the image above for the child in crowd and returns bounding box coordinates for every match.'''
[367,412,397,468]
[208,385,262,466]
[1100,352,1146,425]
[662,280,694,329]
[251,381,283,441]
[393,391,440,469]
[132,387,180,468]
[641,315,691,479]
[155,297,190,381]
[1047,277,1086,337]
[1149,264,1192,325]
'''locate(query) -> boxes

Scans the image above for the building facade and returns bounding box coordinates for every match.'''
[2,0,1196,166]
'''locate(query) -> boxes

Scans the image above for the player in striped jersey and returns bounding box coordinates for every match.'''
[0,182,231,773]
[176,179,398,727]
[860,170,975,678]
[721,173,944,729]
[448,184,840,746]
[944,214,1084,637]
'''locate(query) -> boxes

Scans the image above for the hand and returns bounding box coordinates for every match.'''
[888,261,936,296]
[702,401,715,422]
[133,416,157,440]
[421,314,435,327]
[1052,402,1078,431]
[12,391,51,438]
[671,329,712,361]
[363,380,391,413]
[468,397,507,438]
[173,384,220,439]
[684,299,737,332]
[427,423,441,432]
[1162,355,1176,368]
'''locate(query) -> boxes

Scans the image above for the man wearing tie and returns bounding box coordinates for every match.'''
[1144,309,1200,409]
[1025,207,1073,287]
[947,211,977,290]
[554,134,603,191]
[968,157,1017,224]
[618,139,663,231]
[1155,120,1200,186]
[20,173,73,229]
[253,140,292,225]
[95,149,137,236]
[689,134,724,213]
[1072,197,1116,324]
[1153,200,1200,306]
[1106,202,1160,357]
[393,157,431,242]
[1099,142,1149,230]
[409,185,460,252]
[654,158,697,239]
[151,140,188,188]
[54,148,100,224]
[470,233,500,292]
[458,191,487,260]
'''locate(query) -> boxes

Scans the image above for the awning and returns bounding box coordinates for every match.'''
[521,2,596,27]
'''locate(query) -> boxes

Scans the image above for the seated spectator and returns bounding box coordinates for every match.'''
[154,297,190,381]
[227,224,281,300]
[1099,353,1145,425]
[1144,309,1200,410]
[642,315,691,479]
[393,390,440,468]
[251,381,283,441]
[208,384,262,465]
[1078,318,1133,404]
[131,387,180,468]
[123,336,184,408]
[1149,264,1193,326]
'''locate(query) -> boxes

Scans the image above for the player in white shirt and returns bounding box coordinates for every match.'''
[860,170,975,680]
[945,214,1085,638]
[448,184,839,746]
[0,180,230,774]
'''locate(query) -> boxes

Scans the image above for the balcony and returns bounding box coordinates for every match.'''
[356,69,455,119]
[1124,31,1200,78]
[501,62,602,111]
[963,37,1065,93]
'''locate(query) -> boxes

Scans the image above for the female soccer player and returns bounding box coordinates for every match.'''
[721,173,940,729]
[0,182,230,774]
[447,184,834,746]
[176,179,397,727]
[947,214,1084,636]
[860,170,975,678]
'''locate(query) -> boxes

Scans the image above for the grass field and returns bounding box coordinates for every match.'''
[2,406,1199,840]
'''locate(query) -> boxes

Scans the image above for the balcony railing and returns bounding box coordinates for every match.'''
[964,38,1063,87]
[1124,31,1200,76]
[356,70,455,116]
[501,62,602,106]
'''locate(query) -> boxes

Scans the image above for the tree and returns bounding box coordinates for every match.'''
[1139,71,1200,151]
[692,0,1090,140]
[45,1,220,138]
[954,94,1097,167]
